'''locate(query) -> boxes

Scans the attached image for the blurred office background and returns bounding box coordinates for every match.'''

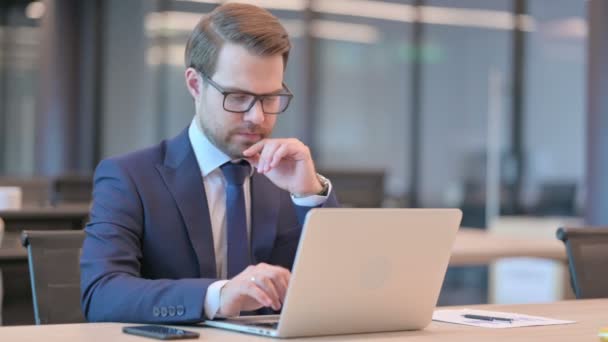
[0,0,587,217]
[2,0,607,324]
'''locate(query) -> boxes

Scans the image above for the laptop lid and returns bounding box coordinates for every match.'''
[206,208,462,338]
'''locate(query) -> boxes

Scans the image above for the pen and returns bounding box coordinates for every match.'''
[463,314,513,323]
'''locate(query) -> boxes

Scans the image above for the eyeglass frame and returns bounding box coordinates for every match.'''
[200,72,294,114]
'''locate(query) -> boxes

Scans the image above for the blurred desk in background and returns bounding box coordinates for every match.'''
[451,228,566,265]
[487,216,581,305]
[0,204,90,232]
[451,227,571,305]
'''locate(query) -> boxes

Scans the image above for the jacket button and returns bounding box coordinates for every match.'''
[153,306,160,317]
[168,306,176,317]
[160,306,168,317]
[176,305,185,316]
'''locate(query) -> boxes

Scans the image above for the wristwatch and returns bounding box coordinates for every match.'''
[316,173,330,196]
[292,173,330,198]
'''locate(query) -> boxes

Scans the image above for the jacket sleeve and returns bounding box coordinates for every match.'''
[80,158,214,323]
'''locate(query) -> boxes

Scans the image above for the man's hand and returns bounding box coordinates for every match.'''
[219,263,291,317]
[243,138,323,196]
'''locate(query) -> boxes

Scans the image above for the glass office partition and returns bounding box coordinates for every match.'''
[523,0,586,216]
[0,1,41,175]
[313,0,414,207]
[420,0,513,227]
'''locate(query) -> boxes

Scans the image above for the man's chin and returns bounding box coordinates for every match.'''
[225,141,255,159]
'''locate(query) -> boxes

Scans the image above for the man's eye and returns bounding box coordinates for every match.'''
[229,94,251,102]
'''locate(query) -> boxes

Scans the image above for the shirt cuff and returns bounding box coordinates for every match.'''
[290,179,332,207]
[204,280,229,320]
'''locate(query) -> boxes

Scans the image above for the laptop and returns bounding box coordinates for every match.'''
[204,208,462,338]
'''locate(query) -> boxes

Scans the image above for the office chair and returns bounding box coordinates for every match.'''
[556,227,608,299]
[317,170,385,207]
[21,230,86,324]
[535,182,577,216]
[50,174,93,205]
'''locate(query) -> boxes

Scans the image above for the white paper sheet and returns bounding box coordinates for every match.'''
[432,308,575,328]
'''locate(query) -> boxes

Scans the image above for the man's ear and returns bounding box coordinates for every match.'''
[185,67,202,99]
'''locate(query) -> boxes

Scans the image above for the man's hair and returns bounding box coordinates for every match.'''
[184,3,291,76]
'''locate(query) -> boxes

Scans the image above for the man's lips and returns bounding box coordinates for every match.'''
[234,132,262,141]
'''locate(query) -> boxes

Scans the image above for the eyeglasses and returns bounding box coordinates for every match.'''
[201,73,293,114]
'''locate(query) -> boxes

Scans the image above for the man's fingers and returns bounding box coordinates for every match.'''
[258,141,281,174]
[245,280,274,308]
[273,267,290,301]
[274,275,288,304]
[253,276,282,310]
[243,139,309,171]
[242,140,266,157]
[270,144,290,168]
[245,154,260,168]
[259,265,290,304]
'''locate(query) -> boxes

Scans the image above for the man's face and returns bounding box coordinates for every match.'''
[193,43,284,159]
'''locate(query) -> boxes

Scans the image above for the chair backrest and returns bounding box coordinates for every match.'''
[50,174,93,205]
[556,227,608,299]
[318,170,385,207]
[21,230,86,324]
[536,182,577,216]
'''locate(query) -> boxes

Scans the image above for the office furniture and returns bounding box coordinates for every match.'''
[452,228,566,265]
[0,299,603,341]
[443,227,568,306]
[0,178,50,208]
[0,205,89,325]
[487,217,580,304]
[50,175,93,205]
[0,232,25,267]
[21,230,86,324]
[557,227,608,299]
[0,205,90,232]
[0,227,570,326]
[318,170,385,207]
[3,228,565,269]
[533,182,578,216]
[0,231,33,325]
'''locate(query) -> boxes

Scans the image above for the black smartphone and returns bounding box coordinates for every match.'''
[122,325,200,340]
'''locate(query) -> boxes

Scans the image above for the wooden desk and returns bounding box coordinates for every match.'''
[0,204,90,232]
[0,299,605,341]
[451,228,567,266]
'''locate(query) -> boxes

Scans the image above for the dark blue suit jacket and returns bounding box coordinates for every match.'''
[80,128,339,323]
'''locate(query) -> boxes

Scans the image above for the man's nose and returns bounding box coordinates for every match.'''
[244,99,265,124]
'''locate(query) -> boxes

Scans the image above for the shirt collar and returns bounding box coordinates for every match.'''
[188,118,254,177]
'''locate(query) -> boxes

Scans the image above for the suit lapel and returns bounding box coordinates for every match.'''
[250,172,280,264]
[156,129,217,278]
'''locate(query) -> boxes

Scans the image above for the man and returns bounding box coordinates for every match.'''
[80,3,339,323]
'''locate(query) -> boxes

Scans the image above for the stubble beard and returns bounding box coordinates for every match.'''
[198,115,267,159]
